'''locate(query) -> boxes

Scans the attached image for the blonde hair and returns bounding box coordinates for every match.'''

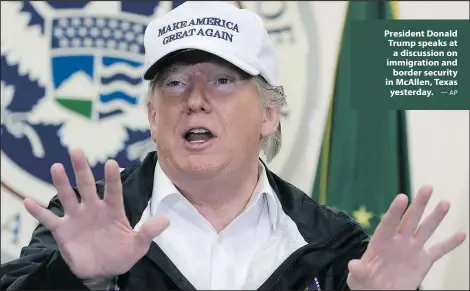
[252,76,287,163]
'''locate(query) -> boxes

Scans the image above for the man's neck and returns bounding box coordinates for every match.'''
[166,161,261,232]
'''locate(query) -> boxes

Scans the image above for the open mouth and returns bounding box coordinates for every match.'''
[183,128,215,144]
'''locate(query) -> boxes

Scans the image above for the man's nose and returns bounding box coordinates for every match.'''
[184,79,212,115]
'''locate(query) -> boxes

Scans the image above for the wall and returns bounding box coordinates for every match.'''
[289,1,469,290]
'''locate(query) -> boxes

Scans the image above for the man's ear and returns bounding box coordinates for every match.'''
[147,100,158,142]
[261,106,281,138]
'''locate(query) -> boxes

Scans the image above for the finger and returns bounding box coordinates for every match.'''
[51,163,79,214]
[24,198,60,231]
[70,148,98,204]
[371,194,408,242]
[136,216,170,246]
[347,259,371,282]
[397,185,433,236]
[428,232,466,263]
[414,200,450,245]
[103,160,123,208]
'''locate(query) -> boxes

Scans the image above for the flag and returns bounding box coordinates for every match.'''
[312,1,411,235]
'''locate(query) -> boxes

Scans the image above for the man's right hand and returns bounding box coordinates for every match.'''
[23,148,170,280]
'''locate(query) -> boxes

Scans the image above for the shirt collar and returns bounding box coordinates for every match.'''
[150,160,280,231]
[248,161,279,230]
[151,161,181,209]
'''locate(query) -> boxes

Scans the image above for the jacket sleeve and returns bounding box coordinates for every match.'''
[331,215,371,291]
[0,196,89,290]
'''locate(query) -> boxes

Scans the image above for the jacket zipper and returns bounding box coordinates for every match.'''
[153,244,198,290]
[262,222,356,291]
[148,222,355,291]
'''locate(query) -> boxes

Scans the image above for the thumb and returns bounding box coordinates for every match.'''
[136,216,170,245]
[348,259,370,282]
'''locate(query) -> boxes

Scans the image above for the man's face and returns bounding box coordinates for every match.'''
[147,51,280,178]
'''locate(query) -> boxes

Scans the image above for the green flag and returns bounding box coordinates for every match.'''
[312,1,411,235]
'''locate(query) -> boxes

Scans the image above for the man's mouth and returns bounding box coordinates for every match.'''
[184,128,215,143]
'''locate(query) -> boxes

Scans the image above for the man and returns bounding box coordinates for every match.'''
[0,2,466,290]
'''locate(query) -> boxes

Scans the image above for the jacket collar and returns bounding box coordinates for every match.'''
[121,151,347,246]
[121,151,157,228]
[149,158,280,231]
[121,151,277,228]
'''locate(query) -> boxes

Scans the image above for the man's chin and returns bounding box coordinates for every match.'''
[176,155,228,178]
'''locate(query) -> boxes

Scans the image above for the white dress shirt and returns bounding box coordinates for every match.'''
[134,161,308,290]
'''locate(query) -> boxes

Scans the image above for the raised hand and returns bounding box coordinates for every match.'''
[347,185,466,290]
[23,149,170,280]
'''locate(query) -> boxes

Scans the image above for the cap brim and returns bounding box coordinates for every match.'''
[143,43,260,80]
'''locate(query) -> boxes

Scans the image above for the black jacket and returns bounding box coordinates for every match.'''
[0,152,370,290]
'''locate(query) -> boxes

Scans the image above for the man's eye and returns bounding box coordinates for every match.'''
[217,78,232,85]
[166,80,182,87]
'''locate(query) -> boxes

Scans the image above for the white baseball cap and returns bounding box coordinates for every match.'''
[142,1,278,85]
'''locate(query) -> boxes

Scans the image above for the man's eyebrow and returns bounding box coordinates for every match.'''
[154,64,183,83]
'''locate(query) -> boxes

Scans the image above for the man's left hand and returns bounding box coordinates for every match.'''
[347,185,466,290]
